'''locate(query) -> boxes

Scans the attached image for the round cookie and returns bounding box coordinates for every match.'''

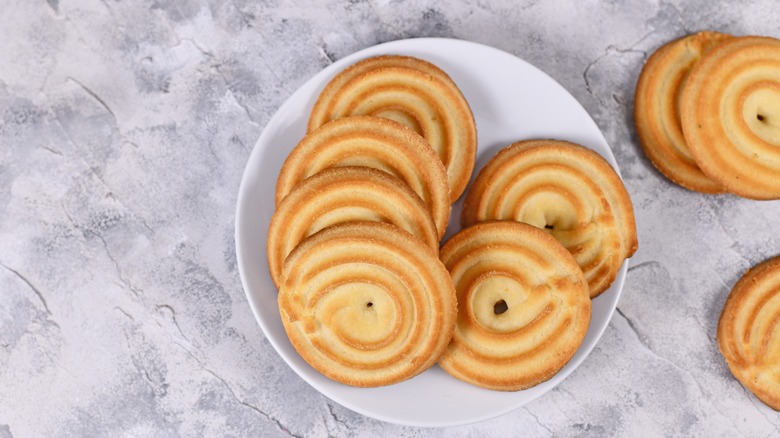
[276,116,450,238]
[437,221,591,391]
[307,55,477,202]
[718,256,780,410]
[461,140,638,298]
[680,35,780,199]
[278,222,457,388]
[634,31,731,193]
[267,166,439,287]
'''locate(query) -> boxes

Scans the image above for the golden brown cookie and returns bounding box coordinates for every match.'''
[267,166,439,287]
[278,222,457,387]
[680,35,780,199]
[461,140,638,298]
[634,31,731,193]
[276,116,450,238]
[437,221,591,391]
[307,55,477,202]
[718,256,780,410]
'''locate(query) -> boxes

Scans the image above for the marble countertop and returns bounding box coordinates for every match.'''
[2,0,779,436]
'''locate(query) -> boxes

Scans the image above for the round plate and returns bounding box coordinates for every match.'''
[235,38,629,427]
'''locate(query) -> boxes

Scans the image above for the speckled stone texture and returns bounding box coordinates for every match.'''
[1,0,779,436]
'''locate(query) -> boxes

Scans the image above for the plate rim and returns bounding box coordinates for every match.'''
[235,36,629,428]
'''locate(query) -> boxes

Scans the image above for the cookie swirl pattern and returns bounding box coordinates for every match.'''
[437,221,591,391]
[276,116,450,238]
[307,55,477,202]
[267,166,439,287]
[278,222,457,388]
[681,36,780,199]
[461,140,638,298]
[718,256,780,410]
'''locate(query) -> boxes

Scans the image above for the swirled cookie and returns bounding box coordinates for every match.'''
[680,36,780,199]
[437,221,591,391]
[307,55,477,202]
[276,116,450,238]
[278,222,457,387]
[634,31,731,193]
[718,256,780,410]
[267,166,439,287]
[461,140,638,298]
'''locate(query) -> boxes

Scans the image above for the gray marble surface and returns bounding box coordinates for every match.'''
[2,0,780,436]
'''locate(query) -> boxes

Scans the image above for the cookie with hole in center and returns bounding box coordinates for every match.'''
[718,256,780,410]
[307,55,477,202]
[634,31,731,193]
[278,221,457,387]
[437,221,591,391]
[461,139,638,298]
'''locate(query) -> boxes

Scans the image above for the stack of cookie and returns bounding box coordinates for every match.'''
[440,139,638,390]
[269,54,639,391]
[635,32,780,199]
[268,55,474,387]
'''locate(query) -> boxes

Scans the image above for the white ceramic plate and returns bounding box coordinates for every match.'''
[235,38,628,427]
